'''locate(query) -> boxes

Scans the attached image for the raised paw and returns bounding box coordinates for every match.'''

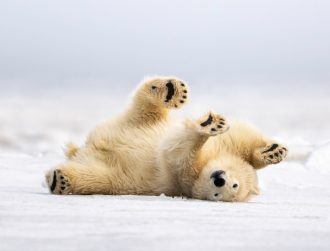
[197,111,229,136]
[46,169,72,195]
[260,143,288,164]
[146,77,189,109]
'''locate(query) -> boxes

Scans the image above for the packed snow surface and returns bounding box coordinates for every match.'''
[1,84,330,251]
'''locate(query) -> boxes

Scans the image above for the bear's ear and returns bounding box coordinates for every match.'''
[251,185,260,195]
[250,170,260,195]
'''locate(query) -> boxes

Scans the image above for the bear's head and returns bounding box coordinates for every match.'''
[192,155,259,202]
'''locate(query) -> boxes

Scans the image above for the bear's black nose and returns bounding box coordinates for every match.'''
[211,170,226,187]
[214,177,226,187]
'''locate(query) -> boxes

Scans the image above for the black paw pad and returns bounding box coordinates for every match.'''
[200,114,213,127]
[50,171,57,192]
[165,81,175,102]
[262,144,279,154]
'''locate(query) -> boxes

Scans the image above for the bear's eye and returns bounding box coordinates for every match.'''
[214,193,219,197]
[233,183,238,189]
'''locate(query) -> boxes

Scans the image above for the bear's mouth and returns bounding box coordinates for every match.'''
[211,192,223,201]
[165,81,175,102]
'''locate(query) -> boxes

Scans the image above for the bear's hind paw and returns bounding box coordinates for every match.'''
[147,77,189,109]
[46,169,72,195]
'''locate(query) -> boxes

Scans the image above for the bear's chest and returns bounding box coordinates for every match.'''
[105,123,169,166]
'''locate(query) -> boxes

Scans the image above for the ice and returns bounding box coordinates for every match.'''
[1,152,330,251]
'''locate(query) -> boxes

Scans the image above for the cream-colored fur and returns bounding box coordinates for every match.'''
[45,76,288,201]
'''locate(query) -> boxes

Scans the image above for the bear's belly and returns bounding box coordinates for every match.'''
[87,124,169,194]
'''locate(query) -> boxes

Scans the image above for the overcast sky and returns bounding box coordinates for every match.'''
[0,0,329,87]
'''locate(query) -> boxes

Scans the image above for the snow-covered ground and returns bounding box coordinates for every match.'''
[1,83,330,250]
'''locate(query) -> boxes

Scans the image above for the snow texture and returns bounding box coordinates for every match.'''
[1,85,330,251]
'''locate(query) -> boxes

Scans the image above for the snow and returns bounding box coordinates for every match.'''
[307,143,330,174]
[1,84,330,250]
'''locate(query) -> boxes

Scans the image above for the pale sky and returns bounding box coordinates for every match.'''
[0,0,329,86]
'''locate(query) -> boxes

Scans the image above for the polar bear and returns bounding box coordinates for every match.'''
[45,76,288,202]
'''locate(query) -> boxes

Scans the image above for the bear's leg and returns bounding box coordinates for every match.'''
[160,111,229,194]
[126,76,189,125]
[45,161,115,195]
[251,143,288,169]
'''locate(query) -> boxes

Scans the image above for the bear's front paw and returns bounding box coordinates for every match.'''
[197,111,229,136]
[260,143,288,164]
[147,77,189,109]
[46,169,72,195]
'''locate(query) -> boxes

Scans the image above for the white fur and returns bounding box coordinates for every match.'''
[45,77,287,202]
